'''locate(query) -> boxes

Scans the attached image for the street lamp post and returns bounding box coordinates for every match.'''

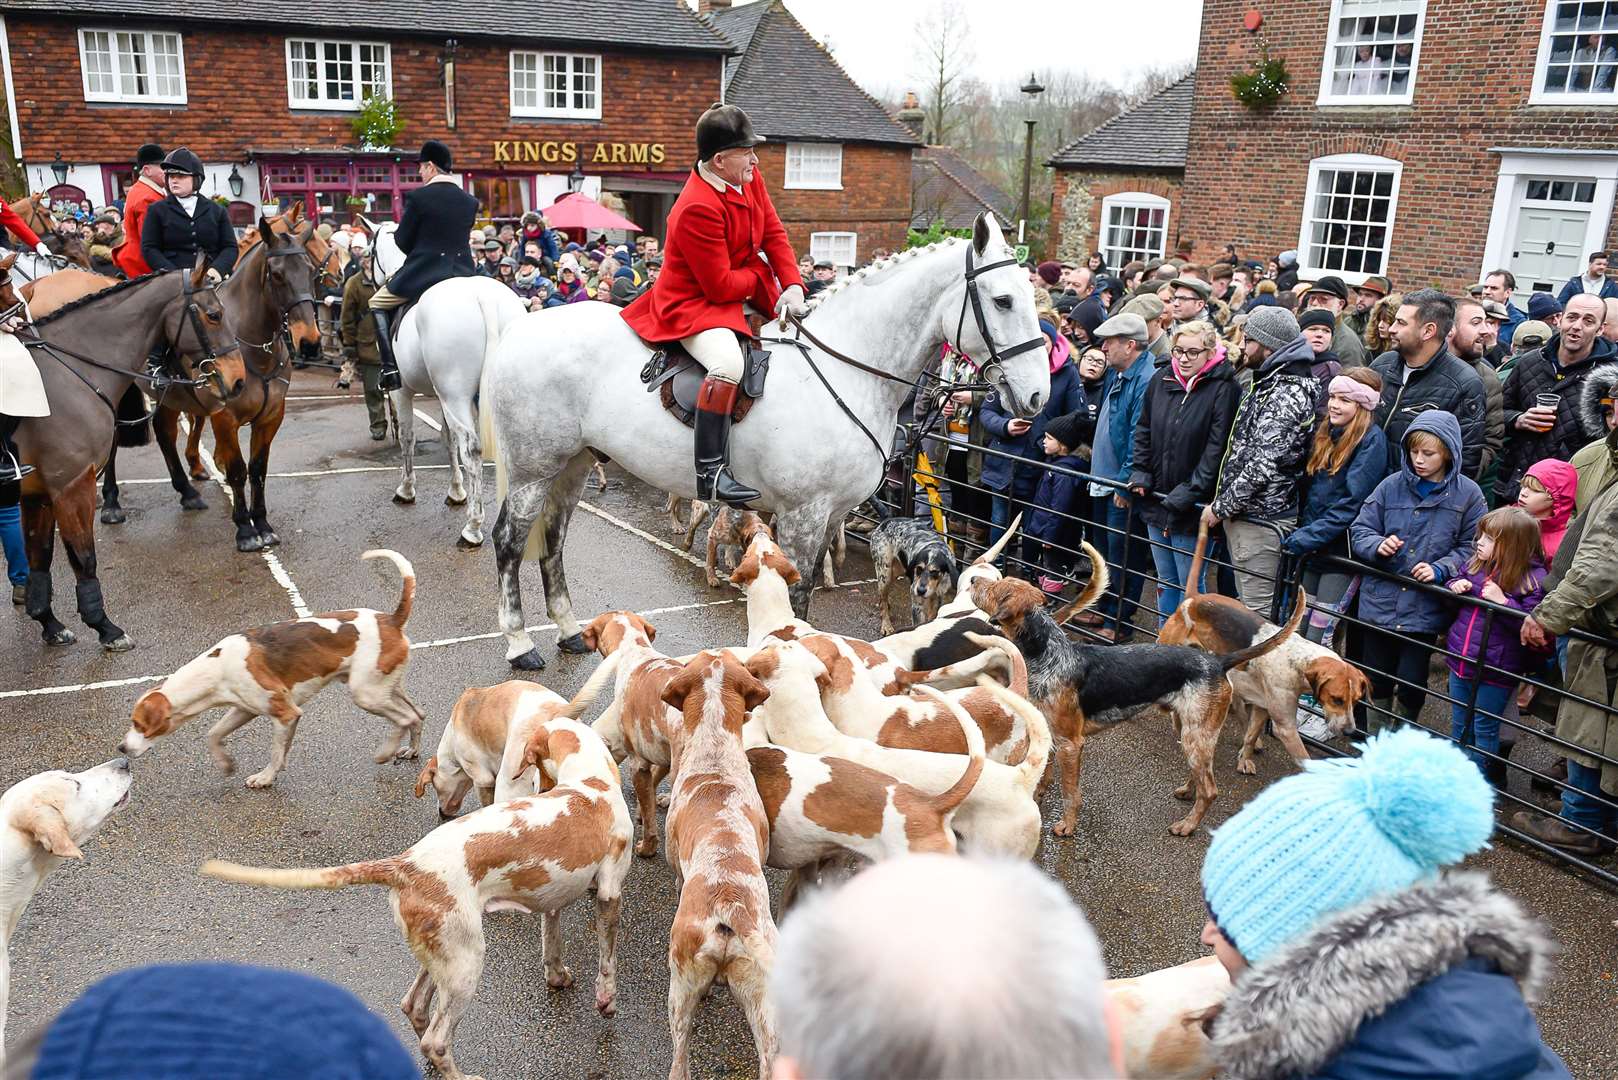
[1018,73,1045,247]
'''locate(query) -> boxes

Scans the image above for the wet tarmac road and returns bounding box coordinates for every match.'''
[2,374,1615,1079]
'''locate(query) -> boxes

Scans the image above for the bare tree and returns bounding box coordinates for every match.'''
[1128,62,1195,105]
[912,0,974,145]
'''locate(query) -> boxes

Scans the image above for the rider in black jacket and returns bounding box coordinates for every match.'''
[140,147,238,279]
[368,140,479,390]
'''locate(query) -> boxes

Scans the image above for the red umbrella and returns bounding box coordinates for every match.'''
[542,191,641,232]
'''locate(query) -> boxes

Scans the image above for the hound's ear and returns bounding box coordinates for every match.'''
[737,669,771,713]
[413,756,438,799]
[131,692,172,737]
[524,727,559,793]
[641,618,657,643]
[660,668,700,713]
[16,803,82,860]
[730,550,761,587]
[189,252,209,289]
[0,252,16,270]
[580,624,600,652]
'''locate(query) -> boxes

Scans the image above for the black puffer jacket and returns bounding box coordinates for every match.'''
[1495,333,1618,503]
[1369,345,1487,478]
[1128,355,1240,531]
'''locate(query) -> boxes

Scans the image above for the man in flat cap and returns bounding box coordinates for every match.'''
[368,139,478,391]
[622,103,806,507]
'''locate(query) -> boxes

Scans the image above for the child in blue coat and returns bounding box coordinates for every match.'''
[1026,412,1090,595]
[1350,409,1487,728]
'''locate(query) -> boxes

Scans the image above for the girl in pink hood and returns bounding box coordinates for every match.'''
[1516,458,1579,558]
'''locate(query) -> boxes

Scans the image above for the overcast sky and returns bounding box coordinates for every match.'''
[743,0,1204,99]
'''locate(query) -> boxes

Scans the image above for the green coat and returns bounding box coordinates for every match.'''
[1533,433,1618,795]
[340,272,380,366]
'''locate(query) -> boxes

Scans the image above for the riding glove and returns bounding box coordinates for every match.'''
[774,283,808,320]
[33,241,49,256]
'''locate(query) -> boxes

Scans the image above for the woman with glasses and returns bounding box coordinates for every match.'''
[1127,319,1240,623]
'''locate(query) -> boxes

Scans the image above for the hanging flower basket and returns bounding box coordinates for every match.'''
[1230,49,1290,111]
[350,95,403,151]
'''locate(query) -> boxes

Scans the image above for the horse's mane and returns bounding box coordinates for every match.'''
[801,236,968,314]
[29,269,173,325]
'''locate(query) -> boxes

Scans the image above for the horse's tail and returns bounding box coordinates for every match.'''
[115,386,151,446]
[480,310,506,510]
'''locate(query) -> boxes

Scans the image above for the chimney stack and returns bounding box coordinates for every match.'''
[896,90,927,141]
[696,0,734,14]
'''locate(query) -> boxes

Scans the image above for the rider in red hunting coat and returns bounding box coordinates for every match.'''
[622,103,806,507]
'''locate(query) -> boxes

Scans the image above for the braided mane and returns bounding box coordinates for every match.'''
[802,237,965,313]
[29,270,176,326]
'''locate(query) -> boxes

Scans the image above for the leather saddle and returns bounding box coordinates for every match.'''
[639,332,771,429]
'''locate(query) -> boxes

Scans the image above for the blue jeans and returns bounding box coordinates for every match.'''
[1148,525,1201,625]
[0,502,26,586]
[1097,497,1149,632]
[1561,759,1618,838]
[1447,673,1511,775]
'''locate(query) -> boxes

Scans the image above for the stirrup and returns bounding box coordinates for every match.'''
[0,447,33,482]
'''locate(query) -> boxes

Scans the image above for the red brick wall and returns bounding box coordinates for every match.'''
[1048,168,1185,263]
[1185,0,1618,293]
[753,142,914,260]
[8,15,718,171]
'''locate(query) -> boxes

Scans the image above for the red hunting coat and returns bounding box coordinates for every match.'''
[113,178,165,278]
[622,166,802,342]
[0,199,40,249]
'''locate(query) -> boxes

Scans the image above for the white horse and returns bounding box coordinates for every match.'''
[482,212,1049,669]
[10,251,74,284]
[364,218,526,548]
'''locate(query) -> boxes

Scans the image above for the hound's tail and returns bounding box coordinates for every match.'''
[910,684,984,817]
[961,631,1029,697]
[1186,523,1211,602]
[200,856,400,891]
[1218,590,1306,672]
[972,512,1022,565]
[558,652,622,721]
[1052,541,1109,625]
[977,674,1051,798]
[361,549,415,627]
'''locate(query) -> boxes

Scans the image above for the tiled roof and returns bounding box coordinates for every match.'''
[911,146,1012,230]
[708,1,920,147]
[1046,73,1193,171]
[0,0,734,52]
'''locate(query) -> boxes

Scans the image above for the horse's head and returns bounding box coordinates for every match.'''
[366,220,404,285]
[259,214,323,363]
[168,255,249,410]
[949,212,1049,419]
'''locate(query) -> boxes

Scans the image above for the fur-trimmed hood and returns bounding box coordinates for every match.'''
[1578,360,1618,441]
[1210,872,1564,1080]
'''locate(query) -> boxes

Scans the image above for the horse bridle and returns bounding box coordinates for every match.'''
[175,272,232,398]
[952,242,1046,386]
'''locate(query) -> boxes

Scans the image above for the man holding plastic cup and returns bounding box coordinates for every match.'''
[1496,293,1616,504]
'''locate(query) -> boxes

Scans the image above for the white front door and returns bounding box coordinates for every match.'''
[1511,204,1590,300]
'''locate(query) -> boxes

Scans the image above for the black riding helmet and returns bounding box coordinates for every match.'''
[160,147,205,179]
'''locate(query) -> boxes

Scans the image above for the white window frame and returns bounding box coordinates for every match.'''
[78,28,187,105]
[1297,153,1404,286]
[1530,0,1618,105]
[1097,191,1171,267]
[784,143,844,190]
[284,37,391,111]
[810,231,858,270]
[508,50,602,119]
[1316,0,1426,106]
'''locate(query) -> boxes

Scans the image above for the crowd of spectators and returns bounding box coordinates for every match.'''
[928,244,1618,858]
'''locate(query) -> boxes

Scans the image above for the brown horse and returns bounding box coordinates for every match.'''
[12,193,91,269]
[13,257,249,650]
[97,207,333,549]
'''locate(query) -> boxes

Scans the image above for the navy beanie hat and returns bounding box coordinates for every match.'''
[32,963,418,1080]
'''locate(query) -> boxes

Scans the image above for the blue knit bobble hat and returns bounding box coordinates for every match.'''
[1201,728,1494,967]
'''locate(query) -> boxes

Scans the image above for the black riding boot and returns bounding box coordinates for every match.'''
[372,309,402,392]
[0,415,33,483]
[694,377,758,508]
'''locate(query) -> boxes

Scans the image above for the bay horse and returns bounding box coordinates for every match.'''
[363,216,525,549]
[12,258,249,650]
[9,193,91,275]
[482,212,1048,668]
[96,212,330,549]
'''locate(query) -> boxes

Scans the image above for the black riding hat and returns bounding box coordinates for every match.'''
[160,147,205,179]
[695,103,764,162]
[136,142,166,167]
[419,140,453,172]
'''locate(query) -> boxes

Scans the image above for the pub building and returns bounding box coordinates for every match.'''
[1,0,732,235]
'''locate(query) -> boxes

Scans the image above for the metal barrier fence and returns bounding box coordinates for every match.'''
[851,425,1618,891]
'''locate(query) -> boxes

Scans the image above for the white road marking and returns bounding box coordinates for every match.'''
[112,463,487,485]
[577,501,707,570]
[179,417,313,619]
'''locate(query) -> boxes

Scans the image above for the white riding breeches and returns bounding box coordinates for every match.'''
[680,327,744,384]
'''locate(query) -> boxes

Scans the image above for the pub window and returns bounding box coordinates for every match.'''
[78,29,187,105]
[285,38,391,110]
[510,51,602,119]
[1297,153,1403,284]
[785,144,843,190]
[1317,0,1425,106]
[1098,192,1170,267]
[1531,0,1618,103]
[810,231,858,271]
